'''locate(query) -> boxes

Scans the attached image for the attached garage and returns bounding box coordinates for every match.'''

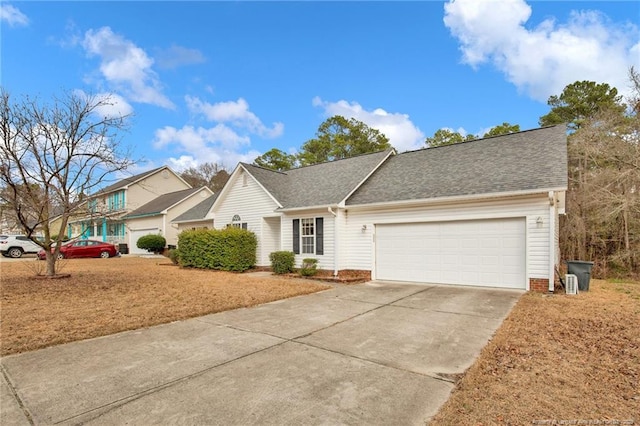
[129,228,159,255]
[375,218,526,289]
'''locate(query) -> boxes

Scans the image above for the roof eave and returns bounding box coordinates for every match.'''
[345,187,568,210]
[277,204,339,213]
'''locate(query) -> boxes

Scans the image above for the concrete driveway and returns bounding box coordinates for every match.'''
[1,281,522,425]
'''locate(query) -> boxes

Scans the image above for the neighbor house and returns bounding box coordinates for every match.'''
[122,186,213,254]
[66,166,192,249]
[171,193,218,232]
[186,125,568,292]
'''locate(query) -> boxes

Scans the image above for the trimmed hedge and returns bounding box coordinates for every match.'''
[270,251,295,274]
[177,228,257,272]
[300,258,318,276]
[136,234,166,253]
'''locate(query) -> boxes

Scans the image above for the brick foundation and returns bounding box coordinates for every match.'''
[529,278,550,293]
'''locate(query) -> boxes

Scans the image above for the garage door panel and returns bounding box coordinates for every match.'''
[375,219,526,289]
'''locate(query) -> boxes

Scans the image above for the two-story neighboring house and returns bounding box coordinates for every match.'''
[67,166,192,249]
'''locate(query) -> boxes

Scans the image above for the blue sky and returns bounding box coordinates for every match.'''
[1,1,639,174]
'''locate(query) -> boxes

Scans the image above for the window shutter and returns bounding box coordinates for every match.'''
[316,217,324,255]
[293,219,300,254]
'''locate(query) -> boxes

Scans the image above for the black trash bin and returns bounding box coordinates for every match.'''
[118,243,129,255]
[566,260,594,291]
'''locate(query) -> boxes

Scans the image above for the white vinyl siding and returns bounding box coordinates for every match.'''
[344,194,552,283]
[213,169,280,266]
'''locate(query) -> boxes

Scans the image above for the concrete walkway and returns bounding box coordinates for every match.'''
[1,281,522,425]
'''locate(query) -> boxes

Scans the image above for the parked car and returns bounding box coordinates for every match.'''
[0,235,42,258]
[37,239,119,260]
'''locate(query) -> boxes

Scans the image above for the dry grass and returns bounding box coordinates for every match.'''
[430,278,640,425]
[0,257,329,356]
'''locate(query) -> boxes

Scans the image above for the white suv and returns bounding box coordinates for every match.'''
[0,235,42,258]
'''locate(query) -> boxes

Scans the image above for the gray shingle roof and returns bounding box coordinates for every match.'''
[123,188,203,219]
[96,166,167,195]
[241,149,393,209]
[172,193,219,223]
[346,124,568,206]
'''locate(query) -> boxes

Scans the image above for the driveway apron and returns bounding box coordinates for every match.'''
[1,281,522,425]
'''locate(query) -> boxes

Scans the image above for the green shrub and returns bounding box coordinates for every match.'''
[136,234,166,253]
[299,258,318,276]
[177,228,257,272]
[270,251,295,274]
[168,248,180,265]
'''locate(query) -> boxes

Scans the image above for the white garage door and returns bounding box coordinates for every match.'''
[375,218,526,289]
[129,228,159,255]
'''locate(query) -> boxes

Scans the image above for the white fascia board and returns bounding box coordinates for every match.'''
[277,204,339,213]
[171,217,214,225]
[345,187,568,211]
[339,148,396,208]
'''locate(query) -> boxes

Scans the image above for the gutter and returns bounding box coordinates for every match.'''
[345,187,568,210]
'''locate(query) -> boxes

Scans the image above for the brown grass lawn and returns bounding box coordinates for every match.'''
[431,278,640,425]
[0,257,329,356]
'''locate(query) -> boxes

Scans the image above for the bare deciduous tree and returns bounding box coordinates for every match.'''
[0,89,133,276]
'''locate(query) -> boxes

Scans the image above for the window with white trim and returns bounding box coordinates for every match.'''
[301,218,315,254]
[231,214,248,230]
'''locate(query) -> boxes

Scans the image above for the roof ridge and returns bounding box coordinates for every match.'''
[402,124,566,155]
[289,148,392,171]
[241,162,289,175]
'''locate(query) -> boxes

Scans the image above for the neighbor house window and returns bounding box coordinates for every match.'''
[293,218,324,255]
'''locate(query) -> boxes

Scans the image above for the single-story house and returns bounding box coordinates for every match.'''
[187,125,568,292]
[122,186,213,254]
[171,193,218,232]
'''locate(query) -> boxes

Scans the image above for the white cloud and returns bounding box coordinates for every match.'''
[153,124,260,170]
[154,44,206,69]
[312,96,425,151]
[444,0,640,101]
[82,27,174,109]
[74,90,134,118]
[0,3,28,27]
[186,96,284,138]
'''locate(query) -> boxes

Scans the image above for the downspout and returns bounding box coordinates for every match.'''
[548,191,556,293]
[328,207,338,277]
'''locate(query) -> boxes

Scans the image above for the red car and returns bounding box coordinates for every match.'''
[38,239,120,260]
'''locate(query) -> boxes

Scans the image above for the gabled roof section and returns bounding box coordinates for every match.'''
[123,187,204,219]
[94,166,186,196]
[241,148,394,209]
[346,125,568,206]
[172,192,219,223]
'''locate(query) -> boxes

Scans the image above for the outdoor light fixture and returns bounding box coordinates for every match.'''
[361,224,367,232]
[536,217,543,228]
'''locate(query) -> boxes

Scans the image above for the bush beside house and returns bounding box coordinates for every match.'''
[136,234,166,254]
[269,251,295,274]
[178,228,257,272]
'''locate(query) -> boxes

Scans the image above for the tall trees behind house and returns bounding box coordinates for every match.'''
[254,115,391,170]
[424,122,520,147]
[180,162,230,193]
[546,75,639,276]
